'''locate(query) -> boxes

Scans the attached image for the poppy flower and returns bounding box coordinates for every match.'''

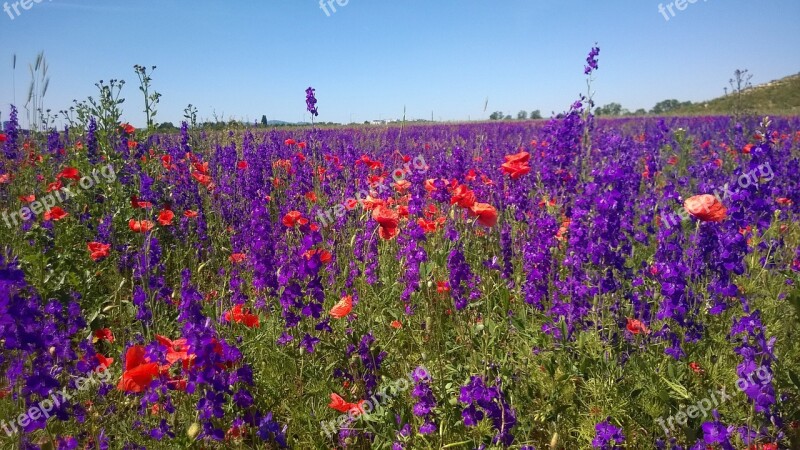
[184,210,199,218]
[667,155,679,165]
[282,211,309,227]
[0,173,10,184]
[57,167,80,180]
[131,195,153,209]
[156,335,192,367]
[129,219,155,233]
[95,354,114,372]
[469,202,498,227]
[46,180,63,192]
[121,123,136,134]
[330,295,353,319]
[128,140,138,150]
[373,205,400,240]
[689,362,704,374]
[450,184,476,209]
[191,172,213,186]
[43,207,68,221]
[743,143,754,154]
[224,305,260,328]
[684,194,727,222]
[390,320,402,329]
[626,318,650,335]
[0,133,6,142]
[19,194,35,203]
[436,281,450,293]
[93,328,115,343]
[424,178,438,192]
[328,393,363,414]
[161,155,174,170]
[236,160,248,170]
[500,151,531,179]
[88,242,111,261]
[776,197,793,206]
[417,218,438,233]
[157,209,175,226]
[284,138,296,146]
[117,345,160,393]
[304,191,318,203]
[229,253,247,264]
[297,141,307,149]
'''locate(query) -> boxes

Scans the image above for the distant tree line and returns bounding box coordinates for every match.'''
[489,110,542,120]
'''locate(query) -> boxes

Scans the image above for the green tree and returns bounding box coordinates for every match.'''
[261,115,268,126]
[517,110,528,120]
[489,111,504,120]
[530,110,542,119]
[595,103,623,116]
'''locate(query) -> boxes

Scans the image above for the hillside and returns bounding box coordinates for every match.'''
[672,73,800,116]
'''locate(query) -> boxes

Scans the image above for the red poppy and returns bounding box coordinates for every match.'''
[667,155,679,165]
[131,195,153,209]
[776,197,793,206]
[46,179,63,192]
[330,295,353,319]
[284,138,296,146]
[626,318,650,335]
[328,393,363,414]
[121,123,136,134]
[684,194,727,222]
[305,191,318,203]
[117,345,160,393]
[57,167,80,180]
[128,140,138,150]
[44,207,68,221]
[297,141,307,149]
[229,253,247,264]
[93,328,115,343]
[743,143,754,154]
[155,335,192,367]
[689,362,704,374]
[161,155,174,170]
[95,353,114,372]
[437,281,450,293]
[129,219,155,233]
[417,218,438,234]
[19,194,35,203]
[469,202,498,227]
[424,178,438,192]
[184,210,199,218]
[282,211,309,227]
[237,160,248,170]
[500,151,531,179]
[0,173,10,184]
[0,133,6,142]
[157,209,175,226]
[450,184,476,209]
[224,305,260,328]
[88,242,111,261]
[390,320,402,329]
[373,205,400,240]
[191,171,213,186]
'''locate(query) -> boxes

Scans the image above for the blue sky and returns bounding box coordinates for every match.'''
[1,0,798,126]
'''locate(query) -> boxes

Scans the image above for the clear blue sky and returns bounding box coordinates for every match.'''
[1,0,798,126]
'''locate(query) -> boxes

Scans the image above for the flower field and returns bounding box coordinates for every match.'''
[2,70,800,450]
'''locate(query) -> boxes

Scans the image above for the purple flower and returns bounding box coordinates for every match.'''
[306,87,319,117]
[592,418,625,449]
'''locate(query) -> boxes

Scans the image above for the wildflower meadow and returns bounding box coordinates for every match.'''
[1,20,800,450]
